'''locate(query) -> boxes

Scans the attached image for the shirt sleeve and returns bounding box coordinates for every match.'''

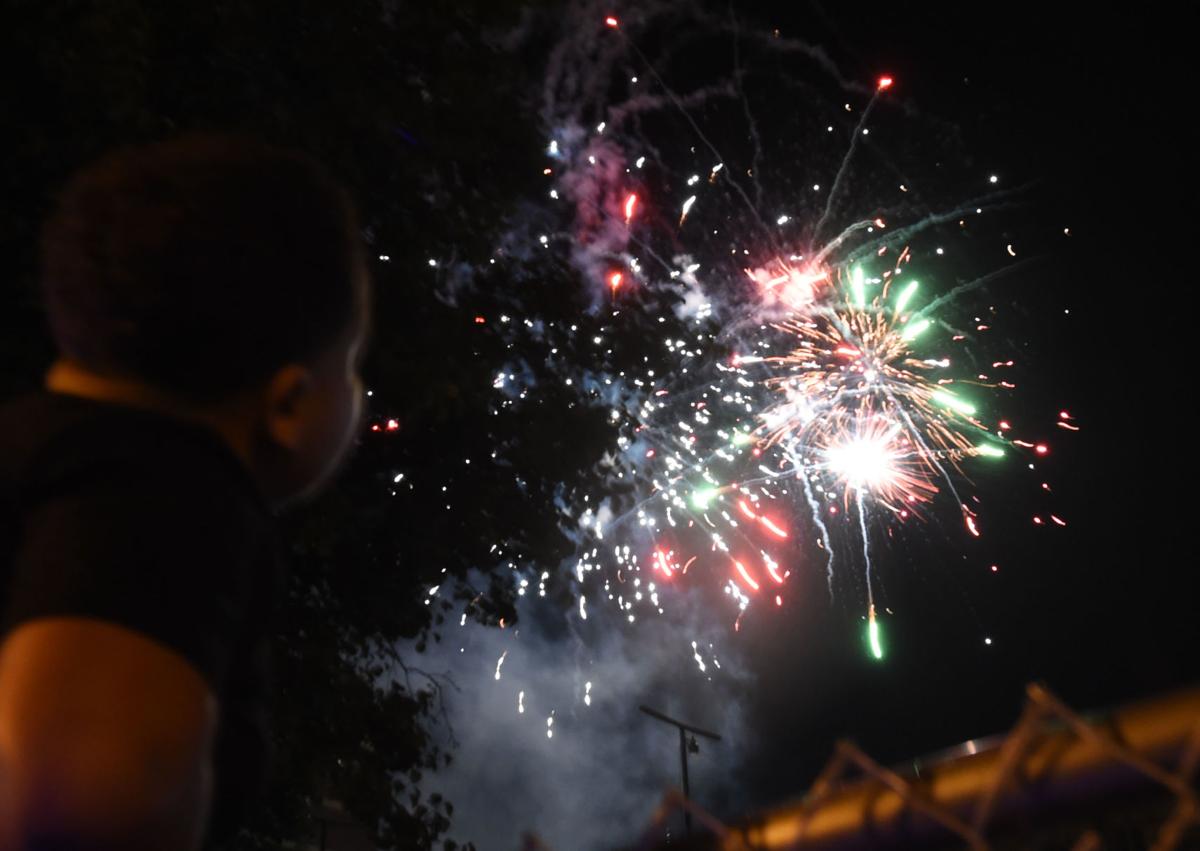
[2,464,260,695]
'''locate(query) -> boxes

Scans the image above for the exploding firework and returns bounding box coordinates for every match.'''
[514,2,1074,668]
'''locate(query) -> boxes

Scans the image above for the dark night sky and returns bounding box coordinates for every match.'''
[0,3,1187,850]
[426,4,1192,848]
[730,0,1192,801]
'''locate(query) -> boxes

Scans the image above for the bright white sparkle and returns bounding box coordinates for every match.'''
[825,429,900,491]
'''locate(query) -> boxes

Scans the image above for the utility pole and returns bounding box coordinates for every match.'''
[639,704,721,838]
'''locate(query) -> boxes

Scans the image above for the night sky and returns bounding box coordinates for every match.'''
[417,4,1192,849]
[0,3,1188,850]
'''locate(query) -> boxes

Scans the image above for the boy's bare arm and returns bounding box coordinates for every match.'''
[0,617,217,851]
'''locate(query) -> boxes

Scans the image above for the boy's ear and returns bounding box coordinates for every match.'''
[263,364,313,451]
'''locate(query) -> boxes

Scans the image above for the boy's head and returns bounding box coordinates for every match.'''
[40,134,371,507]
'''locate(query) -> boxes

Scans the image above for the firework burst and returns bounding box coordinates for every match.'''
[521,4,1074,666]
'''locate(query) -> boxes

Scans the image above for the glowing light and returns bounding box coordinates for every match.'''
[604,16,618,27]
[624,192,638,224]
[894,280,919,315]
[609,271,623,291]
[691,487,718,510]
[733,560,760,591]
[901,318,931,341]
[680,195,697,224]
[825,428,900,492]
[760,516,788,539]
[762,553,785,584]
[975,443,1005,458]
[932,390,976,416]
[877,76,894,91]
[868,606,884,660]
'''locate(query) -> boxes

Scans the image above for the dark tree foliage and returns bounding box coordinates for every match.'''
[1,2,602,848]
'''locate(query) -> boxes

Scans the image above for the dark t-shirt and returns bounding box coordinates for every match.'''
[0,390,286,847]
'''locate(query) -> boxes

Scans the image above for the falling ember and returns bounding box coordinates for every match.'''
[609,271,624,291]
[867,605,884,659]
[680,195,697,224]
[763,553,785,584]
[932,390,977,416]
[760,516,788,539]
[892,283,919,318]
[877,76,894,91]
[604,15,618,27]
[1035,444,1049,455]
[624,192,638,224]
[733,559,760,591]
[494,651,508,681]
[518,691,525,713]
[964,510,981,537]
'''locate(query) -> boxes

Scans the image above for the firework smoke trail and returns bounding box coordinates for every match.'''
[811,79,893,252]
[800,468,835,594]
[623,48,768,245]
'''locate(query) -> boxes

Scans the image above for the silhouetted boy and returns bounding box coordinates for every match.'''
[0,135,370,850]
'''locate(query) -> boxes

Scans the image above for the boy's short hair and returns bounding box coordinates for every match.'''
[40,134,365,401]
